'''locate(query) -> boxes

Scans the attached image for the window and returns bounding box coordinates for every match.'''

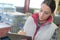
[29,0,44,9]
[0,0,25,7]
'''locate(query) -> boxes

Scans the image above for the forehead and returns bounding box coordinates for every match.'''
[41,4,51,13]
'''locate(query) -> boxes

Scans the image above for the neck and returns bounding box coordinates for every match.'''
[38,18,47,24]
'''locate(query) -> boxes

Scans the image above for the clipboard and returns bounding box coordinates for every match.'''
[7,33,32,40]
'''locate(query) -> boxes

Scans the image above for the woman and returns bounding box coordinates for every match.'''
[18,0,58,40]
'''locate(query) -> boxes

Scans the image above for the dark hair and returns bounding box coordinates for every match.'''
[42,0,56,13]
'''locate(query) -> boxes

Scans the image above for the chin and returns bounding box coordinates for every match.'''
[40,19,44,21]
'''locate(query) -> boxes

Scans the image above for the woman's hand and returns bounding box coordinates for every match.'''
[17,30,26,35]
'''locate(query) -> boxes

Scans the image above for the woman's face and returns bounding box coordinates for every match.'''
[39,4,52,21]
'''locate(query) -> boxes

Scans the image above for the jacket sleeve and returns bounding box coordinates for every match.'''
[50,29,58,40]
[23,16,36,37]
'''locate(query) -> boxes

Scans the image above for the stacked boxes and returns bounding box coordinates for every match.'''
[0,3,3,21]
[1,12,8,22]
[3,3,16,12]
[0,10,3,21]
[4,12,27,33]
[0,3,27,33]
[0,3,16,22]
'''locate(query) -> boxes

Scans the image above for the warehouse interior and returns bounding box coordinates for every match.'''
[0,0,60,40]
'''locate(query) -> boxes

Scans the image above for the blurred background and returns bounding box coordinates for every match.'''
[0,0,60,40]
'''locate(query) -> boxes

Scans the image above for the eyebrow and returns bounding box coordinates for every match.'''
[40,8,50,13]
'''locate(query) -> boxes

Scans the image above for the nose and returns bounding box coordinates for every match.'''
[40,12,44,17]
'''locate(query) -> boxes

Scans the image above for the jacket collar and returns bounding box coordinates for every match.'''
[32,13,53,26]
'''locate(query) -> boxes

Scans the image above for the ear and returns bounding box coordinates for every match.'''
[51,14,54,22]
[51,13,54,16]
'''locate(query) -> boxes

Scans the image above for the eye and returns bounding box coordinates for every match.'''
[44,11,49,14]
[40,9,43,12]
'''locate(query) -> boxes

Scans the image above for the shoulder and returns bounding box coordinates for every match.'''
[32,13,38,19]
[27,13,39,21]
[27,16,33,21]
[50,22,58,29]
[25,16,34,25]
[51,22,58,27]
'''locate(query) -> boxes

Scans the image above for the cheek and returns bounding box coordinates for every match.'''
[43,15,50,20]
[38,13,51,20]
[39,13,49,18]
[38,13,41,18]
